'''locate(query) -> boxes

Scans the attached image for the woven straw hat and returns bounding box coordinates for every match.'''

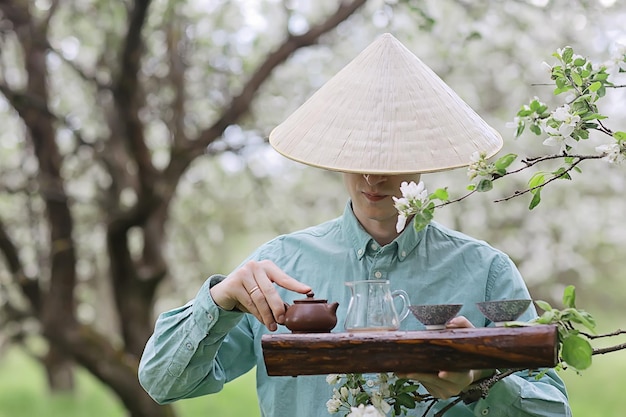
[269,33,503,174]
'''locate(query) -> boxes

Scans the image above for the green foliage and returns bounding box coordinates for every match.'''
[531,286,596,371]
[327,373,429,417]
[495,153,518,172]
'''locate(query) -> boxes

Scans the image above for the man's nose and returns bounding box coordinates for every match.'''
[363,174,387,186]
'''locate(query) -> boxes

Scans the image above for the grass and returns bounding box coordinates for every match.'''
[0,347,259,417]
[1,342,625,417]
[562,352,626,416]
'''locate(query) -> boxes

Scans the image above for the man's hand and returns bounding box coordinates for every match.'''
[209,260,312,331]
[398,316,490,399]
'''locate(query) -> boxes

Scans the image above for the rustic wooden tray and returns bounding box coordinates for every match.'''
[262,325,558,376]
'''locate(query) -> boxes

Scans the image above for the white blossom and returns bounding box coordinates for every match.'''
[596,143,626,164]
[394,213,407,233]
[378,379,391,397]
[604,43,626,74]
[542,106,580,152]
[326,374,342,385]
[551,104,580,126]
[392,196,410,212]
[346,404,386,417]
[370,393,392,415]
[542,125,578,152]
[467,151,489,180]
[326,398,342,414]
[505,117,520,130]
[399,181,427,202]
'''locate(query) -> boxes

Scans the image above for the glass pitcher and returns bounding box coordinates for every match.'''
[344,280,410,331]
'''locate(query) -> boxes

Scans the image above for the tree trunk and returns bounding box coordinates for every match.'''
[43,346,75,392]
[45,323,176,417]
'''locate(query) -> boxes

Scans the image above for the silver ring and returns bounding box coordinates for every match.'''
[248,286,260,295]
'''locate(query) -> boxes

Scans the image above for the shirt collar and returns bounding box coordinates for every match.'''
[341,200,426,261]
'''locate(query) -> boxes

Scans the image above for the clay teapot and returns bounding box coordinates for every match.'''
[283,292,339,333]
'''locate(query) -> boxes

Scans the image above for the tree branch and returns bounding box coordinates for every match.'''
[162,0,368,204]
[191,0,368,153]
[494,154,604,202]
[593,343,626,355]
[581,328,626,339]
[112,0,157,197]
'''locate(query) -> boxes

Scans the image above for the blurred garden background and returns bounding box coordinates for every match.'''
[1,0,625,416]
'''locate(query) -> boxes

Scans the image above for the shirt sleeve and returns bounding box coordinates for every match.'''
[138,274,257,404]
[469,370,572,417]
[469,253,572,416]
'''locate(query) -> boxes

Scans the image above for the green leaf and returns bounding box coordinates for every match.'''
[495,153,518,170]
[589,81,602,92]
[562,47,574,63]
[562,285,576,308]
[355,392,370,404]
[568,309,597,333]
[529,99,542,111]
[530,123,542,135]
[414,209,434,226]
[476,179,493,192]
[577,129,589,140]
[552,167,571,180]
[534,300,553,311]
[561,334,593,370]
[614,131,626,141]
[581,112,607,121]
[529,191,541,210]
[536,310,556,324]
[528,172,546,190]
[395,392,416,409]
[431,188,449,201]
[571,72,583,86]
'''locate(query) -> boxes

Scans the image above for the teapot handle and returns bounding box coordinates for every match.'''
[391,289,410,322]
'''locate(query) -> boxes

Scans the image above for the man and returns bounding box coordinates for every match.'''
[139,34,571,416]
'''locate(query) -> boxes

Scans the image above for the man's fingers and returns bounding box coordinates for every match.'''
[211,260,312,332]
[398,371,473,399]
[261,260,312,293]
[446,315,474,329]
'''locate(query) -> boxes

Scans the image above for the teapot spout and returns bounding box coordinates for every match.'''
[328,302,339,314]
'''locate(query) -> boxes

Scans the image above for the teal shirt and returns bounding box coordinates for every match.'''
[139,202,571,417]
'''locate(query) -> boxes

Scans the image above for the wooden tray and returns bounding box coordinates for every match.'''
[262,325,558,376]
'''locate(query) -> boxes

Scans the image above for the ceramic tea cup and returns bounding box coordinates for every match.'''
[409,303,463,330]
[476,299,532,326]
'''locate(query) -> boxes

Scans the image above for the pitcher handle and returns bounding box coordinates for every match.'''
[391,289,410,322]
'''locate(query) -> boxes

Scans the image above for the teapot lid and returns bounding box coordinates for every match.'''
[293,292,328,304]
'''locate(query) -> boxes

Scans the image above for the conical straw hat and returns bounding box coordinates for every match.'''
[269,33,503,174]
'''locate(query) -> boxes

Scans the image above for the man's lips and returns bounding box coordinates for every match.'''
[362,192,388,202]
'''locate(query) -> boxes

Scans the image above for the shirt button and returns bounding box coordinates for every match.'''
[481,408,489,415]
[370,243,378,250]
[185,342,193,350]
[357,249,364,256]
[207,313,214,321]
[401,251,406,257]
[374,271,382,278]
